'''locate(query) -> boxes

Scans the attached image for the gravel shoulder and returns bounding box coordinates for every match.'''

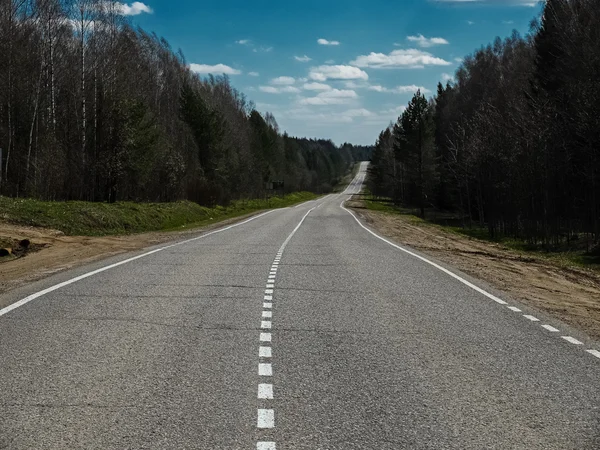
[348,198,600,341]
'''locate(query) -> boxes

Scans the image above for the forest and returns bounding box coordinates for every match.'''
[0,0,370,205]
[368,0,599,250]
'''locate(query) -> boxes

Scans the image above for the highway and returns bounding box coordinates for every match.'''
[0,162,598,449]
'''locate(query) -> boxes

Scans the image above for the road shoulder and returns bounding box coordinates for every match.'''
[348,197,600,341]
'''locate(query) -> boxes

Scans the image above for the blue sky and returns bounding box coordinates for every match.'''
[125,0,545,145]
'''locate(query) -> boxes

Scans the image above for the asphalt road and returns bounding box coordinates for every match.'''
[1,162,599,449]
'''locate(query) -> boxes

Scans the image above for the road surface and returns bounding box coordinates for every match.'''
[1,162,599,449]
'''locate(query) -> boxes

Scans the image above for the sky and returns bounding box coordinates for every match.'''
[121,0,545,145]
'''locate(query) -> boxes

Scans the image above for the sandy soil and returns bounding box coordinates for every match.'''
[0,213,260,296]
[348,198,600,341]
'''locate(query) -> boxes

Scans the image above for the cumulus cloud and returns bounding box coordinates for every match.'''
[317,38,340,46]
[369,85,431,94]
[189,63,241,75]
[270,76,295,85]
[115,2,152,15]
[441,73,455,82]
[236,39,251,45]
[295,55,312,62]
[350,49,451,69]
[259,86,301,94]
[303,82,332,91]
[299,89,358,105]
[406,34,449,48]
[309,65,369,81]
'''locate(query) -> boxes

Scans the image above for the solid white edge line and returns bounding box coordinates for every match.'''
[340,201,508,306]
[0,210,277,319]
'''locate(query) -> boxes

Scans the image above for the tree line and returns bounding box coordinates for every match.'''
[368,0,599,249]
[0,0,371,205]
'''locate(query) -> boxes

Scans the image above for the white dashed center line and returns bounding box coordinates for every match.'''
[523,315,540,322]
[562,336,583,345]
[507,306,522,312]
[259,363,273,376]
[541,324,559,332]
[254,206,317,450]
[258,383,274,399]
[257,409,275,428]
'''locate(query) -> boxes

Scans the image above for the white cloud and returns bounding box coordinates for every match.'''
[295,55,312,62]
[344,81,369,89]
[343,108,375,118]
[309,65,369,81]
[253,46,273,53]
[350,49,451,69]
[317,38,340,46]
[467,20,475,25]
[407,34,449,48]
[325,59,335,64]
[303,82,332,91]
[259,86,301,94]
[369,85,431,94]
[299,89,358,105]
[189,63,241,75]
[441,73,455,82]
[248,71,260,77]
[115,1,152,15]
[236,39,251,45]
[270,76,295,85]
[502,20,515,24]
[455,57,464,63]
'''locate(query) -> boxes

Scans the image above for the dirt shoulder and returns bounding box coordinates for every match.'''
[348,198,600,341]
[0,212,262,296]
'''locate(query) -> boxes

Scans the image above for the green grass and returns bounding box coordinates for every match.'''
[363,196,600,271]
[0,192,318,237]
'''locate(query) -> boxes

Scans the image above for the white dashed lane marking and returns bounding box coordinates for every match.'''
[259,363,273,376]
[562,336,583,345]
[507,306,522,312]
[254,206,318,449]
[523,315,540,322]
[587,350,600,359]
[259,347,272,358]
[541,325,559,332]
[257,409,274,428]
[258,383,274,399]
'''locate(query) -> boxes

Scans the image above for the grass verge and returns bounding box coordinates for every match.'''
[0,192,318,236]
